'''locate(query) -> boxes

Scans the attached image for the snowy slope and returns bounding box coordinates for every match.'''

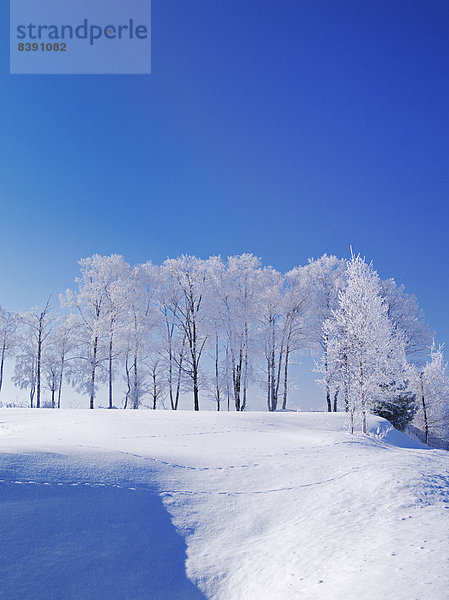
[0,409,448,600]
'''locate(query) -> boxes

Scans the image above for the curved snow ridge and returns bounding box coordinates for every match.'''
[111,427,257,440]
[0,465,369,497]
[0,478,141,492]
[75,443,263,471]
[160,466,371,496]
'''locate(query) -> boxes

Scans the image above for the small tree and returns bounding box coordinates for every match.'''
[373,385,417,431]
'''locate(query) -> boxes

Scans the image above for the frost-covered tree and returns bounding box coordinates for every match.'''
[102,257,130,408]
[411,343,449,446]
[305,255,346,411]
[62,255,128,409]
[322,255,407,433]
[12,337,37,407]
[44,349,60,409]
[121,263,162,409]
[44,315,78,409]
[259,266,285,412]
[0,308,18,394]
[15,299,54,408]
[154,263,187,410]
[381,278,432,361]
[281,267,311,409]
[210,254,262,411]
[147,355,167,410]
[161,256,212,411]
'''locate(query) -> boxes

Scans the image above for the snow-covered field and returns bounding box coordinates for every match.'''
[0,410,448,600]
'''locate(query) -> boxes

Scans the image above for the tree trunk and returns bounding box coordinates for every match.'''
[360,361,366,433]
[167,318,175,410]
[57,359,64,409]
[0,342,6,394]
[241,322,249,412]
[282,347,290,410]
[324,344,332,412]
[174,349,183,410]
[152,370,157,410]
[333,390,339,412]
[233,352,242,411]
[271,321,276,411]
[267,358,271,411]
[190,313,200,411]
[215,333,220,411]
[36,330,42,408]
[124,356,131,409]
[225,345,230,411]
[275,348,283,407]
[193,362,200,411]
[132,354,138,409]
[420,376,429,445]
[349,409,354,434]
[108,336,113,409]
[89,337,98,409]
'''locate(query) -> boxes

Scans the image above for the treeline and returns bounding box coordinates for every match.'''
[0,252,448,443]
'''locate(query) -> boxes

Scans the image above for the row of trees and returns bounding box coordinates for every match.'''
[0,252,447,443]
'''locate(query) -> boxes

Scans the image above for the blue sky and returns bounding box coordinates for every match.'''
[1,1,448,406]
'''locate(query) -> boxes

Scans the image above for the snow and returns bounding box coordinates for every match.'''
[0,409,448,600]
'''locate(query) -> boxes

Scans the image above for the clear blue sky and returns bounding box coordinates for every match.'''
[1,1,448,349]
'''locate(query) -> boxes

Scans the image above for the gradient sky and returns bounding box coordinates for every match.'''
[1,1,448,408]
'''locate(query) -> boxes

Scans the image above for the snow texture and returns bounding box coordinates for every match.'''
[0,409,448,599]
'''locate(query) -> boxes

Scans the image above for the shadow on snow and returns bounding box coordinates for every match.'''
[0,455,207,600]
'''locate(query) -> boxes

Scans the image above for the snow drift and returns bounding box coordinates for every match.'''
[0,409,448,600]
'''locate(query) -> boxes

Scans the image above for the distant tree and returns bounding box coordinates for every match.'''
[411,343,449,445]
[44,349,59,409]
[381,278,432,361]
[0,308,18,394]
[12,339,37,407]
[281,267,310,409]
[210,254,262,411]
[154,263,186,410]
[147,355,167,410]
[259,266,285,411]
[102,257,130,408]
[119,262,164,410]
[15,298,53,408]
[42,315,77,409]
[305,255,346,411]
[62,255,128,409]
[162,256,211,411]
